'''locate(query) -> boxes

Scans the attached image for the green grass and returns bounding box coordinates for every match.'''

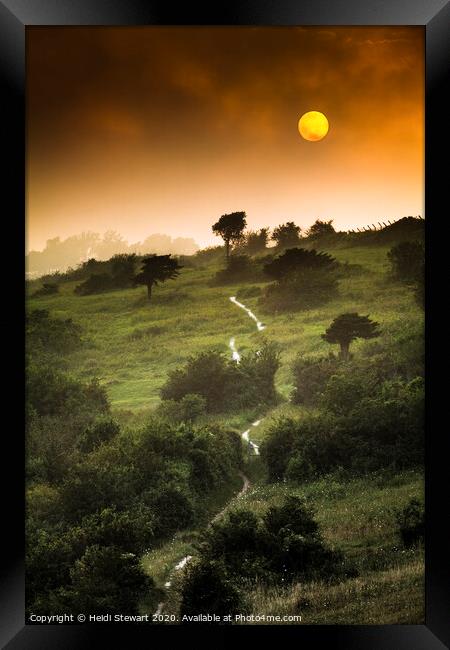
[155,469,424,624]
[28,245,422,411]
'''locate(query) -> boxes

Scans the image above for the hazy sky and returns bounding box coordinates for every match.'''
[27,26,424,252]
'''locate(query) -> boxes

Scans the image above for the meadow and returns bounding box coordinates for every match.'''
[28,243,420,412]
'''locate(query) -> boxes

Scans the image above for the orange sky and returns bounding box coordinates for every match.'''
[26,26,424,252]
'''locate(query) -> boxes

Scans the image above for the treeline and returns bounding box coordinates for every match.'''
[26,314,243,616]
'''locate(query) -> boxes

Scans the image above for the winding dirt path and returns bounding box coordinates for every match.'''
[154,296,266,616]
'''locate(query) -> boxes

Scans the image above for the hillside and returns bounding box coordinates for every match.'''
[26,228,424,624]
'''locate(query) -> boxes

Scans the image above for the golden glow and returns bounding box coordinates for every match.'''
[298,111,329,142]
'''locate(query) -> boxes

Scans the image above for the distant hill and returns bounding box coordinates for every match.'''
[26,231,199,277]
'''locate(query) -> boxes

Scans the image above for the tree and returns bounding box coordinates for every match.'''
[271,222,301,248]
[212,212,247,259]
[245,228,269,255]
[306,219,335,238]
[322,313,380,360]
[263,247,337,282]
[134,254,182,301]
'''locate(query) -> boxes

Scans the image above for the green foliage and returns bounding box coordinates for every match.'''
[158,393,207,423]
[388,241,424,283]
[161,344,280,412]
[27,365,109,418]
[262,375,423,482]
[63,545,158,615]
[291,354,340,405]
[75,272,116,296]
[180,560,246,619]
[27,309,82,355]
[260,268,339,313]
[77,418,120,453]
[395,498,424,548]
[186,497,352,592]
[259,248,338,313]
[212,254,260,285]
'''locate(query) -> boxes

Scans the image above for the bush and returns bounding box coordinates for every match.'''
[161,351,234,411]
[27,309,83,355]
[74,272,115,295]
[27,365,109,419]
[180,560,246,620]
[187,497,354,590]
[259,269,338,313]
[158,393,207,423]
[262,375,424,481]
[63,544,158,615]
[152,489,195,538]
[161,344,280,413]
[212,255,261,285]
[77,418,120,453]
[292,354,340,405]
[387,241,424,283]
[395,498,424,547]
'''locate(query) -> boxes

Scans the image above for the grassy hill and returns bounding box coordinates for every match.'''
[27,242,421,413]
[27,231,424,624]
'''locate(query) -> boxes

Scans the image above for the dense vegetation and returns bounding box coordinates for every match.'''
[26,216,424,623]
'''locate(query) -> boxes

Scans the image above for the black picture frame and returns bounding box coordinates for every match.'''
[1,1,448,647]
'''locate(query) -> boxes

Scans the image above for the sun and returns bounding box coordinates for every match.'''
[298,111,329,141]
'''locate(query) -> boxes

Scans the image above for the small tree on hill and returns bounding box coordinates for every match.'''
[306,219,335,238]
[271,222,302,248]
[212,212,247,259]
[134,254,182,301]
[322,313,380,360]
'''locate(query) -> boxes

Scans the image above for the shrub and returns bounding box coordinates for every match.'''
[212,254,260,285]
[395,498,424,547]
[151,488,195,538]
[292,354,340,405]
[33,283,59,297]
[161,351,234,411]
[387,241,424,283]
[27,309,83,354]
[161,344,280,413]
[74,272,115,295]
[180,560,246,619]
[260,269,338,313]
[158,393,207,423]
[186,497,354,591]
[63,544,158,615]
[77,418,120,453]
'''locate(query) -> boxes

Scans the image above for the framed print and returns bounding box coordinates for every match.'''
[1,1,449,648]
